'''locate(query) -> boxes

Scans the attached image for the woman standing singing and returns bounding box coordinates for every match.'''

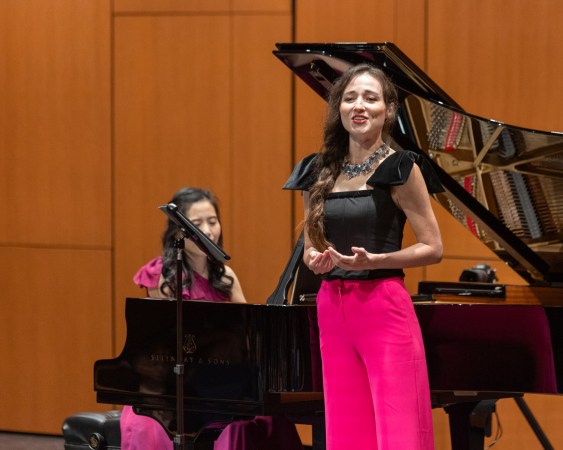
[284,64,443,449]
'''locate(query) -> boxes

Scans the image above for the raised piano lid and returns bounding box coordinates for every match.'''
[273,42,563,286]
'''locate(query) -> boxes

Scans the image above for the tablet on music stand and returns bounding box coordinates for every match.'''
[159,202,230,263]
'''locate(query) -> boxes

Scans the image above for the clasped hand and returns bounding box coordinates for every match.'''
[308,247,377,274]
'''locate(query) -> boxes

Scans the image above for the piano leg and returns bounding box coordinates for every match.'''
[311,414,326,450]
[444,400,497,450]
[513,397,555,450]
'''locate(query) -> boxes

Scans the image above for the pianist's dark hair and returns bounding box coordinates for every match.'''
[306,64,399,251]
[160,187,233,298]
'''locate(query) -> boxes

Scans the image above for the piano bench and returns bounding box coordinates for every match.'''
[62,410,222,450]
[62,410,121,450]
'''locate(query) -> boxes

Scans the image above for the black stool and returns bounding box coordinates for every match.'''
[62,410,121,450]
[62,410,224,450]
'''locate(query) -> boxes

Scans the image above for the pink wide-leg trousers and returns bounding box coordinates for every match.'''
[316,277,435,450]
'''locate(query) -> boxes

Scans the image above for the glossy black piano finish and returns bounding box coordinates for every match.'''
[410,295,563,450]
[415,302,563,396]
[95,296,563,398]
[94,294,563,446]
[94,298,323,434]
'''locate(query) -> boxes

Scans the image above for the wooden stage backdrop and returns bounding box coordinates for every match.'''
[0,0,561,448]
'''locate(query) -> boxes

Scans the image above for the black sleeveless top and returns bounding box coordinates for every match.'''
[283,150,444,281]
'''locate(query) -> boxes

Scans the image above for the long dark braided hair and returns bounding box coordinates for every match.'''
[160,187,233,298]
[305,64,399,251]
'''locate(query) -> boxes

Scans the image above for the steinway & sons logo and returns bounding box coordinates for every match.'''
[183,333,196,354]
[149,333,231,366]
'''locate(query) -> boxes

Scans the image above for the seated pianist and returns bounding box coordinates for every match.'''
[121,186,303,450]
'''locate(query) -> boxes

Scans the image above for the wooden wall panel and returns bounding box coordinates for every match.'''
[395,0,426,65]
[0,0,111,248]
[0,0,112,435]
[114,0,290,13]
[233,0,291,12]
[114,0,230,13]
[427,0,563,132]
[0,248,112,433]
[295,0,395,42]
[231,14,293,302]
[113,15,234,348]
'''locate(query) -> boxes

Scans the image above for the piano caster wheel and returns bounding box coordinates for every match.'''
[88,432,105,449]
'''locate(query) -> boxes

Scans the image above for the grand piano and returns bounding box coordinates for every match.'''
[94,43,563,450]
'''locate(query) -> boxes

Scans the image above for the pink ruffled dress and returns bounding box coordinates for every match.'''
[121,258,303,450]
[132,257,230,302]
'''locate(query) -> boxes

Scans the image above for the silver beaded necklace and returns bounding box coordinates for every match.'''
[342,143,390,179]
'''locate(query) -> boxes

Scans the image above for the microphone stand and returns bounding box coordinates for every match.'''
[158,202,230,450]
[173,237,185,450]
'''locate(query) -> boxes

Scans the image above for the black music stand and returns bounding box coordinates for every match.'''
[159,202,230,450]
